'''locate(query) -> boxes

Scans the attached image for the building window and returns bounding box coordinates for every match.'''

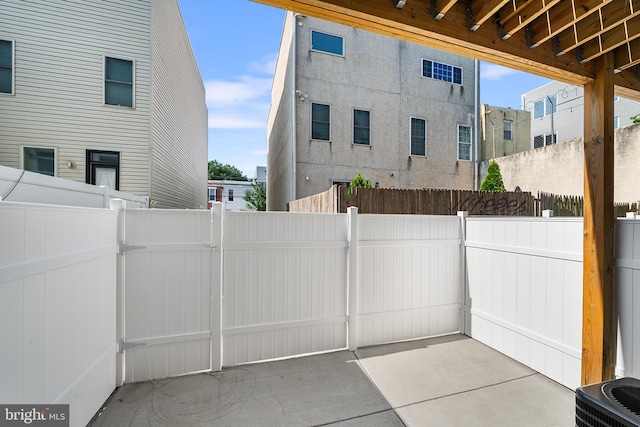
[422,59,462,84]
[23,147,55,176]
[105,57,134,107]
[353,109,370,145]
[533,132,557,149]
[86,150,120,190]
[614,116,620,129]
[545,94,557,115]
[533,100,544,119]
[208,188,216,201]
[503,120,513,140]
[457,125,471,161]
[410,117,426,156]
[311,31,344,56]
[228,189,234,201]
[0,39,14,94]
[311,103,330,141]
[614,96,620,102]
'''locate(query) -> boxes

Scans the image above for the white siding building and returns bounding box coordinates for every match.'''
[267,13,478,211]
[521,80,640,149]
[0,0,207,208]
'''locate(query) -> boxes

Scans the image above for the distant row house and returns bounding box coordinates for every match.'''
[521,80,640,149]
[267,13,478,211]
[0,0,207,209]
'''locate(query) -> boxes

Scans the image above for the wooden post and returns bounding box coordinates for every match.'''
[581,53,616,385]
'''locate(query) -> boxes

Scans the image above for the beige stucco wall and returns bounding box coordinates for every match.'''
[484,123,640,203]
[480,104,531,161]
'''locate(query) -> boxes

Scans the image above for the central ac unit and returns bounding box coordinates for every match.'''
[576,377,640,426]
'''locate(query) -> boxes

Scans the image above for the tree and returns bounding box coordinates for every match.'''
[348,171,372,196]
[244,180,266,211]
[480,160,506,192]
[208,160,248,181]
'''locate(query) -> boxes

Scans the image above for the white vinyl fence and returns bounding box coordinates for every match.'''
[0,202,118,427]
[464,216,583,390]
[4,199,640,427]
[615,219,640,380]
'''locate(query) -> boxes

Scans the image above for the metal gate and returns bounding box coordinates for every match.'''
[116,205,221,384]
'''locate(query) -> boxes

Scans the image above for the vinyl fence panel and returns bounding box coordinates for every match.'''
[221,212,348,366]
[0,202,117,427]
[120,209,213,383]
[615,219,640,380]
[357,214,462,347]
[465,217,583,390]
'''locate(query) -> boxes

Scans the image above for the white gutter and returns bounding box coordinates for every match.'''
[291,13,299,203]
[474,59,480,191]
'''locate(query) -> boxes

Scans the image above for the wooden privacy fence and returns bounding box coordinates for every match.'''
[290,185,534,216]
[536,192,638,217]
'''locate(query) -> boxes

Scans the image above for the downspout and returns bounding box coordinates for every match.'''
[474,59,479,190]
[291,13,299,204]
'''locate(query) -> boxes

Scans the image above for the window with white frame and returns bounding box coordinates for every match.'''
[410,117,426,156]
[311,103,330,141]
[533,95,556,119]
[457,125,471,161]
[23,147,55,176]
[353,109,370,145]
[228,189,234,201]
[0,39,14,94]
[533,100,544,119]
[422,59,462,84]
[503,120,513,140]
[208,188,216,201]
[533,132,557,149]
[105,57,134,107]
[311,31,344,56]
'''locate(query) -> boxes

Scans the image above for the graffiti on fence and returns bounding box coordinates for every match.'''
[454,196,529,215]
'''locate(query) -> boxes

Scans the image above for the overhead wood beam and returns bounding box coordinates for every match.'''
[528,0,612,48]
[432,0,458,20]
[499,0,562,40]
[578,15,640,63]
[469,0,510,31]
[613,37,640,71]
[555,0,640,56]
[581,52,616,386]
[252,0,595,85]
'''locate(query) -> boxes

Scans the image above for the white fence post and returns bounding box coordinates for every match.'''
[458,211,468,335]
[110,198,126,386]
[347,207,358,351]
[211,202,223,371]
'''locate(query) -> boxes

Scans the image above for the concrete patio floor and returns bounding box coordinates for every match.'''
[89,334,575,426]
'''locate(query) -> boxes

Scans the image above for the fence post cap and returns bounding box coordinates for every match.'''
[542,209,554,218]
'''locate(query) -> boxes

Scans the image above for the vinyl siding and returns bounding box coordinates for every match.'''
[150,0,208,209]
[0,0,152,195]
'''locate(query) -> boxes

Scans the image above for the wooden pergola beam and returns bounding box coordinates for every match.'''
[581,52,616,385]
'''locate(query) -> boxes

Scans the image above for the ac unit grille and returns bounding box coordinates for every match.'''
[576,378,640,427]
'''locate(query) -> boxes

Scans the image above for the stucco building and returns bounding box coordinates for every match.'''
[267,13,478,211]
[479,104,531,161]
[521,80,640,149]
[0,0,207,208]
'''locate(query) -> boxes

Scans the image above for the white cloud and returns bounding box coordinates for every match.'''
[481,63,519,80]
[249,54,277,75]
[205,76,272,105]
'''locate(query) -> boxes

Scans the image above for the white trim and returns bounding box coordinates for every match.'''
[0,38,15,95]
[457,124,472,161]
[222,315,347,336]
[421,58,463,85]
[20,145,58,177]
[103,55,136,109]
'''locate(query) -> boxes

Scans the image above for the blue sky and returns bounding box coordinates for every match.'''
[177,0,551,178]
